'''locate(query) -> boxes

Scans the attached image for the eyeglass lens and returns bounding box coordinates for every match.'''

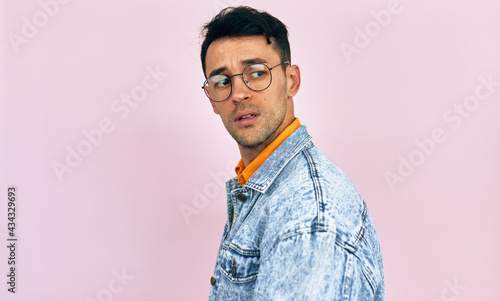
[204,64,272,102]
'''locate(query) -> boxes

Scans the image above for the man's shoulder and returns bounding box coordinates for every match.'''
[266,144,365,237]
[276,144,361,201]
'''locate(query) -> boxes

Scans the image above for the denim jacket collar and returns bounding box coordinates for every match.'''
[243,125,312,194]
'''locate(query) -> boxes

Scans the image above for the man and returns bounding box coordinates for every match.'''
[200,6,385,300]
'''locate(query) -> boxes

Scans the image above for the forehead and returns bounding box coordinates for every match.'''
[204,36,280,76]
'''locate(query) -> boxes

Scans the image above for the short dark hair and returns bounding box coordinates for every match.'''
[200,6,291,76]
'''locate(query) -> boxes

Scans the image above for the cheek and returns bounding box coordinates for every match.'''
[271,77,287,96]
[266,83,287,105]
[212,101,228,115]
[216,104,232,121]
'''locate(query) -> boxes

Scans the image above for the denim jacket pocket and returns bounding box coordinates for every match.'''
[218,244,260,283]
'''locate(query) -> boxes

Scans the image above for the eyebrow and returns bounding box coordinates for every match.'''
[208,58,269,78]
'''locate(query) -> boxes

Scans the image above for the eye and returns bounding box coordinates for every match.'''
[210,75,231,88]
[249,71,266,78]
[245,64,269,79]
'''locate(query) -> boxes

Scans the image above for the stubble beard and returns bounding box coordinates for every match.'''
[224,85,288,149]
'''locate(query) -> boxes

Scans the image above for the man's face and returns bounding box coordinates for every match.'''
[204,36,296,149]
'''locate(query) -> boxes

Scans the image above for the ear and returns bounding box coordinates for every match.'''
[286,64,301,98]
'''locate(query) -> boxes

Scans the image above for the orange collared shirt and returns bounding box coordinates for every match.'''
[235,118,301,185]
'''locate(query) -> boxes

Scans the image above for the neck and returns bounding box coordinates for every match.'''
[237,116,295,166]
[238,142,268,167]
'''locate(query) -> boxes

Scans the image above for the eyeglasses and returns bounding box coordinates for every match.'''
[202,61,289,102]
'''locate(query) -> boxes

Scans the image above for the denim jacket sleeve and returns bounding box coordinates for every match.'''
[254,218,384,300]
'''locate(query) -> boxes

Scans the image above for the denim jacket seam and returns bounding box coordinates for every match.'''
[346,237,384,299]
[360,250,377,294]
[349,201,370,251]
[275,225,337,246]
[350,242,378,295]
[341,253,355,301]
[222,242,261,257]
[272,224,361,253]
[217,264,258,283]
[302,147,327,231]
[344,208,379,295]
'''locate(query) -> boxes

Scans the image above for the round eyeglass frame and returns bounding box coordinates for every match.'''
[202,61,290,102]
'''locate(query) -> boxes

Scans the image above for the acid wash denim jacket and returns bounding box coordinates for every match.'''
[208,125,385,301]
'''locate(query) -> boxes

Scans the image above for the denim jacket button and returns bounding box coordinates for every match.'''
[237,194,246,201]
[210,276,216,286]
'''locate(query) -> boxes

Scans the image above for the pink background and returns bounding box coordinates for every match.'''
[1,0,499,300]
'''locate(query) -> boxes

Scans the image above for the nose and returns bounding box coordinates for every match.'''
[230,74,251,102]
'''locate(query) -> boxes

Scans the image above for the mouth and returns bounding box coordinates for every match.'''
[239,114,257,120]
[234,110,260,126]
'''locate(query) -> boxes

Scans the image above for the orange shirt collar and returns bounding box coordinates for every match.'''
[235,118,301,185]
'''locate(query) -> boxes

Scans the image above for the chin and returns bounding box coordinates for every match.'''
[233,134,266,149]
[234,137,260,148]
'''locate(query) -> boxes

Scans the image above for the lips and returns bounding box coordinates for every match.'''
[240,114,256,120]
[234,110,260,126]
